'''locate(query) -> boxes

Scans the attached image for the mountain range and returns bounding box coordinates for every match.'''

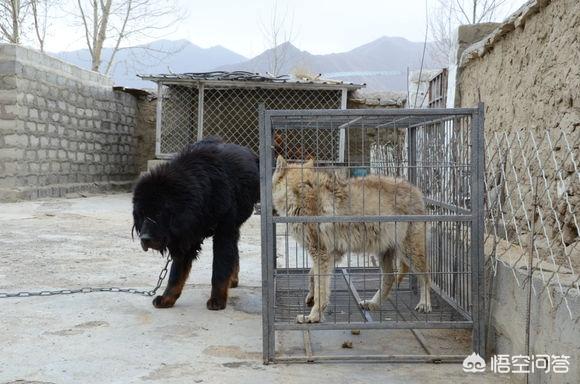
[52,37,437,91]
[54,39,247,89]
[218,37,436,90]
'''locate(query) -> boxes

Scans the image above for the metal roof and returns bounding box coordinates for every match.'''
[138,71,364,90]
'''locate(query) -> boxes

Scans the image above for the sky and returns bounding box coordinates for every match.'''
[44,0,528,58]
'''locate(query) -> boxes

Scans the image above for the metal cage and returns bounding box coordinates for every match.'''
[259,105,485,363]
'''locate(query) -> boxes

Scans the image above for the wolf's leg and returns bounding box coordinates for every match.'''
[407,222,432,313]
[397,261,409,285]
[207,227,240,310]
[305,268,314,307]
[360,249,395,311]
[297,249,332,323]
[415,273,432,313]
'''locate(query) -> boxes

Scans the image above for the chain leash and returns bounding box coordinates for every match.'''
[0,255,172,299]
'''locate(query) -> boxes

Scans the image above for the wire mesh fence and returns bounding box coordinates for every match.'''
[156,83,343,157]
[484,125,580,318]
[158,85,198,155]
[259,107,485,363]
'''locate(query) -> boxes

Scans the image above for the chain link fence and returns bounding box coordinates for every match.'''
[157,84,345,157]
[485,125,580,318]
[159,85,198,155]
[364,101,580,320]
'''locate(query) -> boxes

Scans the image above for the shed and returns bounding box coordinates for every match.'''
[139,71,364,158]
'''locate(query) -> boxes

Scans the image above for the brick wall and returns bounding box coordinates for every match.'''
[0,44,143,201]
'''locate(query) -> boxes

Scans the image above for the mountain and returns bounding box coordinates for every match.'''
[53,39,247,88]
[52,36,436,91]
[217,37,437,91]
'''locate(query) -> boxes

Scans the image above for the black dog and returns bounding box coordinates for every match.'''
[132,137,260,310]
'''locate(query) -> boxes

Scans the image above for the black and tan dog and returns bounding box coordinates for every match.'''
[132,137,259,310]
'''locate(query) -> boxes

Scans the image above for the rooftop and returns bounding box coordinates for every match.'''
[139,71,365,90]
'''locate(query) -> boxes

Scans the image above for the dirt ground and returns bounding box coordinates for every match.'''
[0,193,510,384]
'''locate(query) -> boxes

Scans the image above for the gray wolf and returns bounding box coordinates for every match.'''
[272,156,431,323]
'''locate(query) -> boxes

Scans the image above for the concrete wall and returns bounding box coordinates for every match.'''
[0,44,144,201]
[488,261,579,384]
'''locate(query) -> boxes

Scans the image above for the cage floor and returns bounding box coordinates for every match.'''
[274,268,471,325]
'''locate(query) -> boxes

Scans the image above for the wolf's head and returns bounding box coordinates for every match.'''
[271,155,318,216]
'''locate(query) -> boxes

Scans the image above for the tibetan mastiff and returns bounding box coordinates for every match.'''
[133,137,259,310]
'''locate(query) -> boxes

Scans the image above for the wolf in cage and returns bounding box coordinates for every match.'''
[272,155,432,323]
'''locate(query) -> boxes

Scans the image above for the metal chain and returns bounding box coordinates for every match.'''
[0,255,172,299]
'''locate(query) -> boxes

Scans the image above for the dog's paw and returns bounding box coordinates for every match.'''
[207,297,227,310]
[415,302,432,313]
[359,299,380,311]
[229,279,239,288]
[296,313,321,323]
[152,295,175,309]
[305,294,314,307]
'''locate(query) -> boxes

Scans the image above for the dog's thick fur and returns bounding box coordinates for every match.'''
[132,138,259,310]
[272,156,431,323]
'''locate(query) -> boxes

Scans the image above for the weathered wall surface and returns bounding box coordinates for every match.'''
[489,261,579,384]
[458,0,579,134]
[134,95,156,173]
[458,1,579,380]
[458,0,579,266]
[0,44,146,201]
[347,90,406,109]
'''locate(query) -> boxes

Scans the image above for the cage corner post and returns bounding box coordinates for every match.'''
[196,83,205,141]
[259,104,276,364]
[471,103,486,358]
[155,82,163,158]
[338,88,348,163]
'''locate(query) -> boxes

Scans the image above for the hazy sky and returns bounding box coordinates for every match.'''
[45,0,528,57]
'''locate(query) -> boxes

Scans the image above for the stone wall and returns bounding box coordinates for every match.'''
[0,44,145,201]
